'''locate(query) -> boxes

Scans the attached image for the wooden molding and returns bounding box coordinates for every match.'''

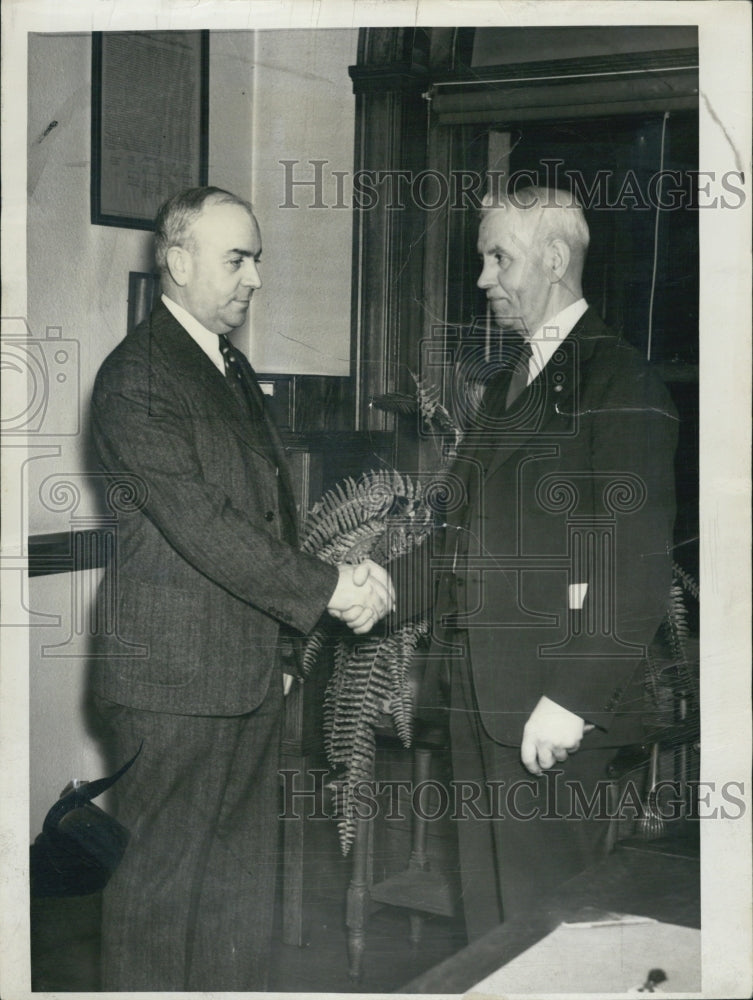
[348,63,429,95]
[28,530,109,577]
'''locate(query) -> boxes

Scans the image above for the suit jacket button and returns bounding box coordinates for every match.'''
[265,511,275,521]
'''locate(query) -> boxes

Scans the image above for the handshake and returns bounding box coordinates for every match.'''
[327,560,396,634]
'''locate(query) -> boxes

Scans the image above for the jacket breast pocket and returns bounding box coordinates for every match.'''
[115,577,203,687]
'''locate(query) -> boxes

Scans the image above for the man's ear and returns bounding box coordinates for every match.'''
[544,239,571,283]
[165,245,191,287]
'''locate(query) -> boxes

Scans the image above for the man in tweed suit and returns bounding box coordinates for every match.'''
[91,186,393,991]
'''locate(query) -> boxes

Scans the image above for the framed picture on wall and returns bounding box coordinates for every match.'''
[91,30,209,229]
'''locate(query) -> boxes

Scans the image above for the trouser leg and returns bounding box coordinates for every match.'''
[96,681,283,991]
[185,684,283,991]
[449,648,504,941]
[450,649,613,941]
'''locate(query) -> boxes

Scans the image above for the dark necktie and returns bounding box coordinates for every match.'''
[505,339,533,409]
[219,334,266,419]
[218,335,299,544]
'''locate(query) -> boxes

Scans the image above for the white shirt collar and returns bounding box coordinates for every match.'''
[161,294,226,376]
[527,298,588,384]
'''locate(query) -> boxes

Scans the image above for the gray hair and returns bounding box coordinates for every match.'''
[154,187,256,273]
[481,185,590,257]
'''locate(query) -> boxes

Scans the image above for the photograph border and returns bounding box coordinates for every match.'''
[2,3,751,999]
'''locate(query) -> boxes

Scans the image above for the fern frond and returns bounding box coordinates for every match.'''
[303,471,395,556]
[645,566,699,713]
[322,636,388,853]
[662,582,698,704]
[321,619,429,854]
[408,371,463,464]
[302,470,435,565]
[300,623,329,679]
[410,371,451,431]
[385,620,429,746]
[371,392,419,415]
[665,582,690,659]
[673,561,699,601]
[314,519,388,565]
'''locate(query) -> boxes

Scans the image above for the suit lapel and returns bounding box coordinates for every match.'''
[148,301,279,469]
[233,350,300,542]
[149,303,300,542]
[480,308,606,481]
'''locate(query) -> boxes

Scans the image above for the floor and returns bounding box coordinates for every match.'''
[30,779,699,994]
[30,798,467,994]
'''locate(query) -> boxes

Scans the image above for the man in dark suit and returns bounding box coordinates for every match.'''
[90,186,394,991]
[416,186,678,940]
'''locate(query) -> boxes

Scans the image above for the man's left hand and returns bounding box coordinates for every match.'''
[520,696,595,776]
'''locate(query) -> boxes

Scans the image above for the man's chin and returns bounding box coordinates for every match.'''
[491,310,518,331]
[223,303,250,328]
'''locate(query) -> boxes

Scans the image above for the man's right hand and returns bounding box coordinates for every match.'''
[327,561,396,634]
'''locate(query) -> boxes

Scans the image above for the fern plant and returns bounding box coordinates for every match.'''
[644,562,700,736]
[323,621,429,854]
[299,377,460,855]
[300,471,436,854]
[372,369,463,466]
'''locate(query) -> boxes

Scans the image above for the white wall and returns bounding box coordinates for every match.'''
[28,569,106,835]
[25,29,357,834]
[249,29,357,375]
[26,29,357,536]
[27,33,154,537]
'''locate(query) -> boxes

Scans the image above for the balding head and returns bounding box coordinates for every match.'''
[154,186,257,276]
[155,186,263,334]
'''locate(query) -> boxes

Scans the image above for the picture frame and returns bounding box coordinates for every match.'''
[91,30,209,229]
